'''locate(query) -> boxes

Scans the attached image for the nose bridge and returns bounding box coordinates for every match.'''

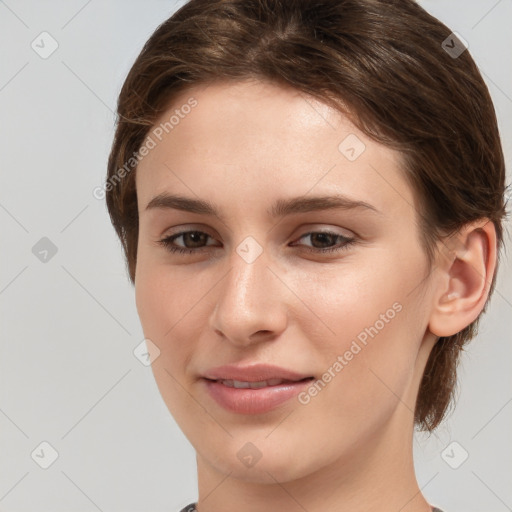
[223,239,272,315]
[209,236,287,343]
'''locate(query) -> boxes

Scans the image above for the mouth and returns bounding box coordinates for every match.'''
[204,377,315,389]
[202,376,315,414]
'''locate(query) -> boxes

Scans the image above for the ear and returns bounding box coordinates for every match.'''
[428,219,498,338]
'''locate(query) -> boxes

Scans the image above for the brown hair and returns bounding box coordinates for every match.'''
[105,0,508,431]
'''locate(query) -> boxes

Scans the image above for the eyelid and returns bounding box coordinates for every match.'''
[160,223,218,239]
[158,226,358,256]
[160,230,220,250]
[161,223,354,241]
[290,229,355,251]
[294,225,355,239]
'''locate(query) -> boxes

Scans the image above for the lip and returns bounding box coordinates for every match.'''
[202,363,312,382]
[201,363,315,414]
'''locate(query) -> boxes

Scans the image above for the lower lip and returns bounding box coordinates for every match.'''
[203,378,314,414]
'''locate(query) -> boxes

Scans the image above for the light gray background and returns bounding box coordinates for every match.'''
[0,1,510,511]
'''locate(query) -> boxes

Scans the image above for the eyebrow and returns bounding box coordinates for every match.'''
[145,192,381,220]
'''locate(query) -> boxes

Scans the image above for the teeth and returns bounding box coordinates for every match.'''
[232,380,250,389]
[266,378,287,386]
[220,378,290,389]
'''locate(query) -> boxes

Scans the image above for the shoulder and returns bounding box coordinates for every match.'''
[178,503,197,512]
[179,504,445,512]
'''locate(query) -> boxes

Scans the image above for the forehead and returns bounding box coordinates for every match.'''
[135,80,416,220]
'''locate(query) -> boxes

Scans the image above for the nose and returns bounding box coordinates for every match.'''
[208,244,288,348]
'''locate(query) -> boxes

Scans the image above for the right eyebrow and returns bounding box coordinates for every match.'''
[145,192,381,222]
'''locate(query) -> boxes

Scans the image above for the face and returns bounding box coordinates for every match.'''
[134,79,439,483]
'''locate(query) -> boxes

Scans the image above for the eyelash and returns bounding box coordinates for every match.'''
[157,230,356,255]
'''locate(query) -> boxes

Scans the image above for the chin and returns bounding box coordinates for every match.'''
[202,440,319,483]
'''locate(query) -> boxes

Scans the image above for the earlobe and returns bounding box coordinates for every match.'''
[428,219,497,338]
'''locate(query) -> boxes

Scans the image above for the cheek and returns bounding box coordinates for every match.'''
[135,262,201,423]
[293,249,426,406]
[135,254,217,386]
[293,253,415,346]
[135,243,196,339]
[135,256,193,373]
[135,268,172,340]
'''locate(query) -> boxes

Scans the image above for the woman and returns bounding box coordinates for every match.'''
[105,0,507,511]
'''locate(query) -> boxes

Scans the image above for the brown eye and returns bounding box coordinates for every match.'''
[158,230,218,254]
[293,231,356,254]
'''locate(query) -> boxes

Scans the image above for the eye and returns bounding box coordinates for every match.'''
[157,229,357,255]
[158,230,219,254]
[291,230,356,254]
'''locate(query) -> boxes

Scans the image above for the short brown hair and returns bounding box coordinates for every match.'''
[106,0,508,431]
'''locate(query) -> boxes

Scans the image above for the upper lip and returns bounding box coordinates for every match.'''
[202,363,313,382]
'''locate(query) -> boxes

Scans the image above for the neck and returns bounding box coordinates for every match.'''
[194,408,432,512]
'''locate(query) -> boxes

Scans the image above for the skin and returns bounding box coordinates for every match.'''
[134,79,496,512]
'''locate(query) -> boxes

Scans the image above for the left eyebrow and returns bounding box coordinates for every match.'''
[144,192,382,220]
[269,194,381,217]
